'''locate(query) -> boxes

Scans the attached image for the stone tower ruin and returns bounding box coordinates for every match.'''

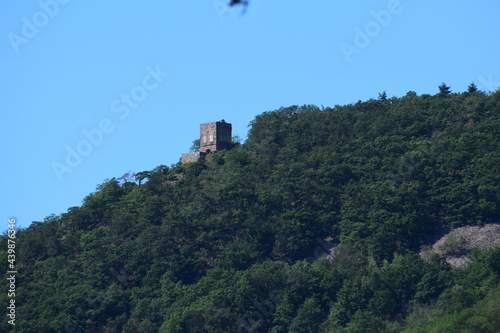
[180,120,232,164]
[200,119,232,153]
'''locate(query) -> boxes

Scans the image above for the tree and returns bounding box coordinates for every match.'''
[378,91,387,101]
[135,171,151,185]
[467,82,479,93]
[438,82,451,95]
[289,297,326,333]
[117,172,136,188]
[190,139,200,152]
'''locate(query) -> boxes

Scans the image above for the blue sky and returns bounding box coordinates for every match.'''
[2,0,499,231]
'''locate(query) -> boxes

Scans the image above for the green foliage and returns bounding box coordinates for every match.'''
[439,234,467,255]
[7,89,500,332]
[289,297,325,332]
[190,138,200,152]
[438,82,452,95]
[467,82,479,93]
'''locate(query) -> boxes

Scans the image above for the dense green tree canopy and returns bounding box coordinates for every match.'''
[3,88,500,332]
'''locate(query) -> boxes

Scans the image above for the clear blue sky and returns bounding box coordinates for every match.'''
[2,0,499,231]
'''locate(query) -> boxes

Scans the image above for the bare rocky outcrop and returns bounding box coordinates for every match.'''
[421,223,500,267]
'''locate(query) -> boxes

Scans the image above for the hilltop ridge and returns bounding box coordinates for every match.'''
[3,87,500,332]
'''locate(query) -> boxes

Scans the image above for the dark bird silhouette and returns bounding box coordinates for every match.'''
[229,0,249,7]
[228,0,249,15]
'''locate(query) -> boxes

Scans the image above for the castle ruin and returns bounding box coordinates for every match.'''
[180,120,232,164]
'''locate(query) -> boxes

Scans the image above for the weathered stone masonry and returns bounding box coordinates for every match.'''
[200,119,232,153]
[180,119,232,164]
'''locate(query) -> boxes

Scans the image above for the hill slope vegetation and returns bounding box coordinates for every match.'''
[3,87,500,332]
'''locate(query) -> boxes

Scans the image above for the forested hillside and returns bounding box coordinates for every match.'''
[3,86,500,332]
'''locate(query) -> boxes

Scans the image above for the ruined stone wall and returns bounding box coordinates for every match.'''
[200,122,217,153]
[200,120,232,153]
[180,152,203,164]
[215,121,232,150]
[181,120,232,164]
